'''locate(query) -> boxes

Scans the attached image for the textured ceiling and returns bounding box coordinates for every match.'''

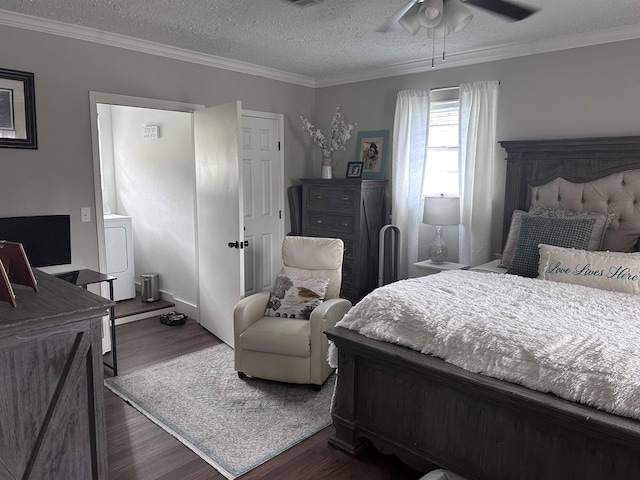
[2,0,640,85]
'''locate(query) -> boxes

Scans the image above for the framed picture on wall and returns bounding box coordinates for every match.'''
[356,130,389,180]
[0,68,38,149]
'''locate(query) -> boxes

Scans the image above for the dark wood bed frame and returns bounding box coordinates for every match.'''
[326,136,640,480]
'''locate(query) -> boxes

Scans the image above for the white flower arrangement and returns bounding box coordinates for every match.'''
[299,106,357,156]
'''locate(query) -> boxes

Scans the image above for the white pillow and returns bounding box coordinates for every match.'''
[538,244,640,294]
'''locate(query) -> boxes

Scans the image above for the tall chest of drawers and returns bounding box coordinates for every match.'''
[301,179,388,304]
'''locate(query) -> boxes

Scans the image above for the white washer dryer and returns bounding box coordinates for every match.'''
[104,214,135,301]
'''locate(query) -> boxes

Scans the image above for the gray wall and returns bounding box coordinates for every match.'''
[2,21,640,272]
[0,24,316,273]
[316,39,640,258]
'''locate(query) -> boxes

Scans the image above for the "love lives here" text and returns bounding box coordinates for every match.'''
[547,262,639,281]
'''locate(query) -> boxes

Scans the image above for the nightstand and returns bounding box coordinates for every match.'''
[413,260,469,277]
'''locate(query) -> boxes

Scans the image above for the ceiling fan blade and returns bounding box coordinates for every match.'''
[464,0,538,21]
[376,0,419,33]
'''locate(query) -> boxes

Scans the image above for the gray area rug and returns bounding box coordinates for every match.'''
[104,344,334,479]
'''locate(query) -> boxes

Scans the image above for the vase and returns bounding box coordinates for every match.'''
[321,149,333,179]
[428,225,449,264]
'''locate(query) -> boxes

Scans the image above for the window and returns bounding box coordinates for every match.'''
[423,95,460,196]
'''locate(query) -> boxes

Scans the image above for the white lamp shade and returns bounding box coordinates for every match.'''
[426,18,451,38]
[444,0,474,33]
[418,0,443,28]
[398,2,423,35]
[423,195,460,225]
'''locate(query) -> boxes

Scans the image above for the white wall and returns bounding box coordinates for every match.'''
[98,105,197,312]
[97,104,117,213]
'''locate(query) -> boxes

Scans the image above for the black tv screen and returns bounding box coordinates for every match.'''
[0,215,72,267]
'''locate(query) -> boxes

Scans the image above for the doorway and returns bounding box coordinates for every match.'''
[89,92,285,347]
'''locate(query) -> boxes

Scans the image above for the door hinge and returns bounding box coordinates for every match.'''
[279,210,282,219]
[278,141,281,151]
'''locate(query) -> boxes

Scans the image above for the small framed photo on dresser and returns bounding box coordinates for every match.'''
[346,161,363,178]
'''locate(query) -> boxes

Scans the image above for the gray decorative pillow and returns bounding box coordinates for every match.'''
[507,216,596,278]
[499,208,613,269]
[264,274,329,319]
[498,210,527,268]
[529,206,613,248]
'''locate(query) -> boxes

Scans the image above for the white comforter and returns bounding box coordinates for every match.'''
[334,270,640,420]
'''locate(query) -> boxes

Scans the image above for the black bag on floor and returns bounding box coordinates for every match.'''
[159,311,187,326]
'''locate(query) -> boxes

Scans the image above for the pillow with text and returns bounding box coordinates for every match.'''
[538,244,640,294]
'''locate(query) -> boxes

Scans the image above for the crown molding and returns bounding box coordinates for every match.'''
[315,23,640,87]
[0,9,317,88]
[2,8,640,89]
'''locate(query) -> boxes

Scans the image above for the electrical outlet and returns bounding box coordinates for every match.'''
[81,207,91,223]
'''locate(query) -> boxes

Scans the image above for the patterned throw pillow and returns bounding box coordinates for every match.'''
[264,274,329,320]
[507,216,596,278]
[529,206,613,247]
[498,208,613,269]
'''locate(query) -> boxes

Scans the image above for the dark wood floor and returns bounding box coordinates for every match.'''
[113,294,175,320]
[103,316,423,480]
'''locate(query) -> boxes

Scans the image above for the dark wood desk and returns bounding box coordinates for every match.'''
[1,270,111,478]
[57,269,118,375]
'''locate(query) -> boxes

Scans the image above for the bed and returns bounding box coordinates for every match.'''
[325,136,640,479]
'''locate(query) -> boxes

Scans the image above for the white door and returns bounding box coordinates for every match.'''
[241,112,284,296]
[194,101,244,347]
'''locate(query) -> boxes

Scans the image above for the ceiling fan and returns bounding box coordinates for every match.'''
[379,0,538,35]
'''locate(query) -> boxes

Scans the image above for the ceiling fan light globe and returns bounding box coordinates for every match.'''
[426,18,451,39]
[398,2,423,35]
[418,0,443,28]
[424,6,440,19]
[444,0,473,33]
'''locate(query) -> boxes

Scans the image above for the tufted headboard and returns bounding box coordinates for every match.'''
[529,171,640,251]
[500,137,640,251]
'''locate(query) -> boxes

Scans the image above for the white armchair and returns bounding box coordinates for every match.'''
[233,236,352,390]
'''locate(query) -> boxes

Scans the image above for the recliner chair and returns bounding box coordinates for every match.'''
[233,236,352,390]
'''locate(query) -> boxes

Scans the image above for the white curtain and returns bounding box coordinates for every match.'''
[392,90,430,279]
[459,80,499,267]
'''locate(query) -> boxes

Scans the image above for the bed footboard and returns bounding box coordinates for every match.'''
[325,326,640,480]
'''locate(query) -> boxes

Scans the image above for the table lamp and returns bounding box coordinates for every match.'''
[422,194,460,263]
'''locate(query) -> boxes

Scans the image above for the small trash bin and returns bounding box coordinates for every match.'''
[140,273,160,302]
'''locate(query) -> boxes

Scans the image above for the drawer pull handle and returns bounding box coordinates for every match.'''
[314,195,323,200]
[340,195,350,201]
[340,221,349,227]
[315,219,323,224]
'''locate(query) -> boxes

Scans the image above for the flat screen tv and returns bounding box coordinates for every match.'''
[0,215,72,267]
